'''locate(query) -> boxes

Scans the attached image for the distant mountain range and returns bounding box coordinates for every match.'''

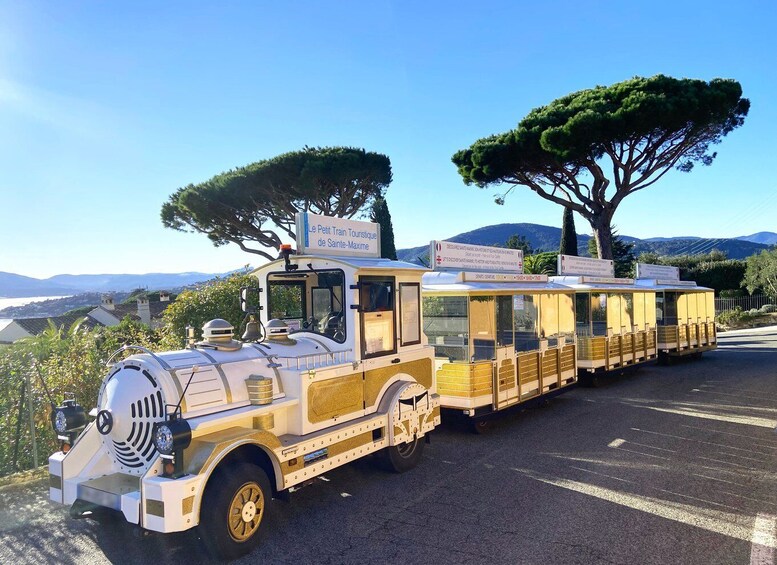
[738,231,777,245]
[3,226,774,298]
[396,224,775,264]
[0,271,223,299]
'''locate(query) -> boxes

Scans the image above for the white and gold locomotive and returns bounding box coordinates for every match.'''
[48,214,439,559]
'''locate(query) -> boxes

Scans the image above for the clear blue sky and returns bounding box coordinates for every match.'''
[1,0,775,279]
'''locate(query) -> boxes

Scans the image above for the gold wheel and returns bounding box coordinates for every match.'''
[227,481,265,542]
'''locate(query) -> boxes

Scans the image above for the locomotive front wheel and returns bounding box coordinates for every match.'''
[199,463,271,559]
[379,435,425,473]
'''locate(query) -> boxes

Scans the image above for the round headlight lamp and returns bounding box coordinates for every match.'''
[153,424,175,455]
[50,399,86,434]
[152,418,191,456]
[54,410,68,433]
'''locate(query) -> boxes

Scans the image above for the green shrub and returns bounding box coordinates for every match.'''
[689,260,747,293]
[0,317,164,477]
[759,304,777,313]
[158,272,256,350]
[0,274,259,477]
[719,289,747,298]
[715,306,760,326]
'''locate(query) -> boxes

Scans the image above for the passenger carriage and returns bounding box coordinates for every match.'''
[421,242,577,429]
[635,263,717,363]
[551,255,657,386]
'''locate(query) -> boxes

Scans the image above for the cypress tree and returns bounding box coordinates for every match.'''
[370,197,397,260]
[560,207,578,256]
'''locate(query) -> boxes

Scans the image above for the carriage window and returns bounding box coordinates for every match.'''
[634,292,646,331]
[622,294,634,332]
[607,294,622,335]
[496,296,513,347]
[575,293,590,337]
[513,294,539,352]
[644,291,657,329]
[469,296,495,361]
[558,293,575,342]
[591,293,608,336]
[400,283,421,346]
[267,270,346,342]
[423,296,468,361]
[540,293,560,347]
[360,277,396,357]
[664,292,678,325]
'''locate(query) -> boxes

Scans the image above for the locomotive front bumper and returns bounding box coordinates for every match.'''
[50,452,206,534]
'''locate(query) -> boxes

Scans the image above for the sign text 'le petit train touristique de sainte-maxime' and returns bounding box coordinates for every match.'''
[296,212,381,258]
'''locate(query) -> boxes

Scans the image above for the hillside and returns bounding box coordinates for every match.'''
[396,223,771,264]
[738,232,777,245]
[0,271,223,298]
[0,272,79,298]
[396,223,590,263]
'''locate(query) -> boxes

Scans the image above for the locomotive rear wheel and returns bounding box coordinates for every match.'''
[379,435,425,473]
[199,463,271,559]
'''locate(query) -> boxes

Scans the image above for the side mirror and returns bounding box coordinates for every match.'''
[240,287,263,314]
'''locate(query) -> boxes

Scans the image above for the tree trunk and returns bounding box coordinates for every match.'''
[591,217,614,260]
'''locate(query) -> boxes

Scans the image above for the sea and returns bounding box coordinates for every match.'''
[0,296,71,332]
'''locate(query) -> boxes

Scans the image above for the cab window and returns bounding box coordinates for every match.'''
[360,277,396,357]
[267,270,346,342]
[399,283,421,346]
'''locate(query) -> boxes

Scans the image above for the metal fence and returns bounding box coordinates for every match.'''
[714,294,773,314]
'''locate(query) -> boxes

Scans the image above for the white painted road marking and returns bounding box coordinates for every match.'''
[608,438,625,448]
[751,513,776,565]
[512,467,772,547]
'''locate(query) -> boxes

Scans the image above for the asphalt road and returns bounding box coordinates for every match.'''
[2,326,777,564]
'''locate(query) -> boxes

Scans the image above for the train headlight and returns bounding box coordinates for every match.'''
[50,399,86,434]
[153,424,174,455]
[152,418,191,457]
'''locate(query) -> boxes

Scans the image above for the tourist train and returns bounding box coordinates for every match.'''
[46,213,716,558]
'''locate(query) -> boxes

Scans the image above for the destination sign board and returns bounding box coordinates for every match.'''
[636,263,680,281]
[430,241,523,273]
[657,279,698,286]
[558,254,614,277]
[458,272,548,283]
[579,276,635,285]
[296,212,381,258]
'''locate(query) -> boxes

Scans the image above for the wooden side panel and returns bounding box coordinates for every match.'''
[609,335,622,357]
[437,362,492,398]
[560,346,576,373]
[517,352,540,386]
[679,324,689,348]
[497,358,517,392]
[622,334,634,356]
[657,325,678,347]
[578,337,606,361]
[647,329,656,350]
[541,349,559,380]
[634,332,645,354]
